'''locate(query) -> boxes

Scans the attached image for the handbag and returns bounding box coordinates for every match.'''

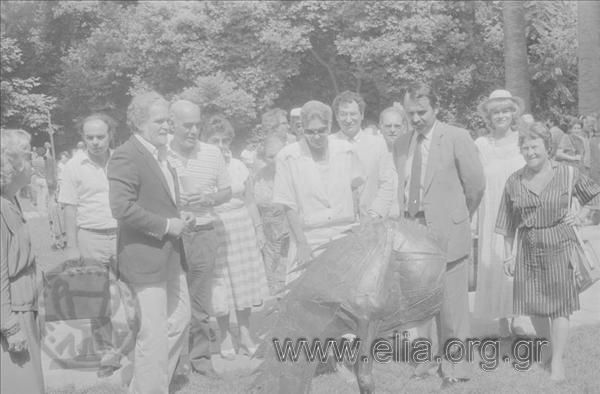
[42,258,111,322]
[567,166,600,292]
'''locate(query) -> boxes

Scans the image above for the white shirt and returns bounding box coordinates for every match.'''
[273,138,364,230]
[58,150,117,229]
[134,134,176,201]
[330,130,395,217]
[404,121,437,211]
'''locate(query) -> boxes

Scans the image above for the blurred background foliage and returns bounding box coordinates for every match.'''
[1,0,596,151]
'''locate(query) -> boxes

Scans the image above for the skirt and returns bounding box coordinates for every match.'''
[212,206,268,316]
[514,237,579,319]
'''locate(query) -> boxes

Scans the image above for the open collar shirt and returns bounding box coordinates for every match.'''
[57,149,117,229]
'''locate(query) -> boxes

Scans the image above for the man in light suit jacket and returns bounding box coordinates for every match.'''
[393,83,485,388]
[108,91,192,394]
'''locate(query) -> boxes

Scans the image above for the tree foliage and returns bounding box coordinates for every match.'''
[0,0,585,145]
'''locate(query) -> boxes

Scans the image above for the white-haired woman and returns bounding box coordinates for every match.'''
[472,90,531,337]
[1,129,44,393]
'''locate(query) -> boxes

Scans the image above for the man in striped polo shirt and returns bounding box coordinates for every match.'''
[168,100,232,379]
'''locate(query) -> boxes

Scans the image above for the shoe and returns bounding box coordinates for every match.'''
[238,343,258,357]
[440,377,469,389]
[192,366,221,380]
[220,348,236,361]
[97,365,119,378]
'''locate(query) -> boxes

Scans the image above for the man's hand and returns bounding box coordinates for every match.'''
[180,192,214,210]
[181,212,195,231]
[296,242,313,265]
[6,329,28,353]
[64,247,81,262]
[167,218,186,238]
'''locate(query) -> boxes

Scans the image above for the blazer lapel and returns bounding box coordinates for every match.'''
[131,136,176,206]
[423,124,443,195]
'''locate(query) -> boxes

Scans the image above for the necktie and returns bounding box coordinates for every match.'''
[408,134,424,217]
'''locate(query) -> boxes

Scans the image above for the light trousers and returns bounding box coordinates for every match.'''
[128,263,191,394]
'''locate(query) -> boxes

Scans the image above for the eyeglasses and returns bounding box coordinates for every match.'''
[303,128,329,136]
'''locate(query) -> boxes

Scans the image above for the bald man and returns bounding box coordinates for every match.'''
[379,106,409,151]
[167,100,231,378]
[58,113,121,377]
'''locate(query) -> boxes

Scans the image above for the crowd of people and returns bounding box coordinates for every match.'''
[1,82,599,393]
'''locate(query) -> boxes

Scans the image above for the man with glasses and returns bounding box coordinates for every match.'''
[272,100,365,281]
[167,99,231,379]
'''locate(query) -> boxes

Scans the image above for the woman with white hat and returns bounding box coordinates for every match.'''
[472,90,532,337]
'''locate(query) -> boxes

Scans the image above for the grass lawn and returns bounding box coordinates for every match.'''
[26,207,600,394]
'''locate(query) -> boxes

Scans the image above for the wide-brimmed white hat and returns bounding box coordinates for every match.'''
[477,89,525,117]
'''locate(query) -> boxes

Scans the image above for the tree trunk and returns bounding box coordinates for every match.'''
[502,1,531,112]
[578,0,600,116]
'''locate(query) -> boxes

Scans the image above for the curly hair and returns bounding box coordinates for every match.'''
[518,122,552,153]
[1,129,31,189]
[202,114,235,141]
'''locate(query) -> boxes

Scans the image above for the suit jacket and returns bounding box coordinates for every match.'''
[107,135,185,284]
[393,122,485,262]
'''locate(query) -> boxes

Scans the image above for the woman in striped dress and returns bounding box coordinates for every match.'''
[495,122,600,382]
[203,115,268,359]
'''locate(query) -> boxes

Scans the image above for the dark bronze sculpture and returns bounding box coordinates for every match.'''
[253,219,447,393]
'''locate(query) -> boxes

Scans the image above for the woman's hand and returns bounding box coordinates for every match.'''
[562,211,580,227]
[503,256,515,277]
[6,329,28,353]
[296,242,313,265]
[255,226,266,250]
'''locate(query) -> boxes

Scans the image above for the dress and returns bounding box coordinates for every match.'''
[495,162,600,318]
[212,157,268,315]
[473,132,525,319]
[0,196,44,394]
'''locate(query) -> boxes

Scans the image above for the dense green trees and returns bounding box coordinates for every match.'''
[0,1,590,148]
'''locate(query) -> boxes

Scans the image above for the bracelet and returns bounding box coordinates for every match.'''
[503,256,514,263]
[254,223,264,229]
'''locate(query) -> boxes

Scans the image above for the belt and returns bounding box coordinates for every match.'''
[190,223,214,232]
[404,211,425,219]
[79,227,118,235]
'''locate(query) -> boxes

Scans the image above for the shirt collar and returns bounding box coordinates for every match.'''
[339,129,364,143]
[414,121,437,142]
[80,149,113,166]
[135,134,168,162]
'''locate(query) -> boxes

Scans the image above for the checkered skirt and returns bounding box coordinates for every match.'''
[211,205,268,316]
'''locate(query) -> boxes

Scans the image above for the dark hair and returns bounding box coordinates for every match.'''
[80,113,117,136]
[202,114,235,140]
[518,121,552,152]
[402,82,440,108]
[332,91,366,116]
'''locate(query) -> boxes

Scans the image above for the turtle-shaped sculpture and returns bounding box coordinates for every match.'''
[252,219,447,393]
